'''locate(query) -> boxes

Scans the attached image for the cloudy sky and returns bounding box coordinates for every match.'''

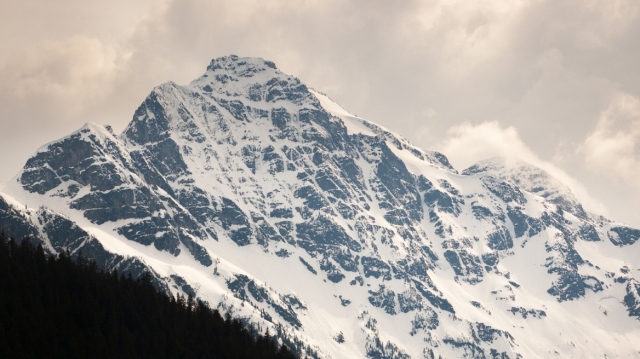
[1,0,639,227]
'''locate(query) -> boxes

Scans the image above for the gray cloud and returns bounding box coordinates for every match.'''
[1,0,639,226]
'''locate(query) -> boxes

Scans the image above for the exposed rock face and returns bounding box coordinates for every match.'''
[0,196,168,292]
[2,55,640,359]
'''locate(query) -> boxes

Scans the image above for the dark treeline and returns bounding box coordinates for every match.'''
[0,232,297,359]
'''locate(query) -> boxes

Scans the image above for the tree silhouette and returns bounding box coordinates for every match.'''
[0,232,298,359]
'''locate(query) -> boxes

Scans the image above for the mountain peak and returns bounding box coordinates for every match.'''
[79,122,117,139]
[187,55,313,107]
[205,55,277,76]
[463,157,588,218]
[29,122,117,159]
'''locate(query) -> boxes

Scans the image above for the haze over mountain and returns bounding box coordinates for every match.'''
[1,56,639,358]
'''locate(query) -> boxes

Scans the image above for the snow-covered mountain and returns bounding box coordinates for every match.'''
[2,55,640,358]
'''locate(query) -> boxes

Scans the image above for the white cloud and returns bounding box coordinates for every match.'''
[581,92,640,187]
[437,121,532,169]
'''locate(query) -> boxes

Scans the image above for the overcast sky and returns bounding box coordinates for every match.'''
[1,0,639,227]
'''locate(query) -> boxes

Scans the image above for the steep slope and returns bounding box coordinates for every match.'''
[1,55,639,359]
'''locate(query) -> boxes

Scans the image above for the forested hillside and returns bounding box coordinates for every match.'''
[0,232,297,359]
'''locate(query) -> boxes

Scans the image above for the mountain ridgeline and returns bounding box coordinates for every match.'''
[1,55,639,358]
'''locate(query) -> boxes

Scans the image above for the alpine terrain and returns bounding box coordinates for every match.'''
[1,55,639,359]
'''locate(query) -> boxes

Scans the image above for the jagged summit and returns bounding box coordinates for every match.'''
[2,56,640,359]
[24,122,114,159]
[188,55,315,107]
[206,54,278,73]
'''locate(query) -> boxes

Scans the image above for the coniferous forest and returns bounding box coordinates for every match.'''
[0,232,298,359]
